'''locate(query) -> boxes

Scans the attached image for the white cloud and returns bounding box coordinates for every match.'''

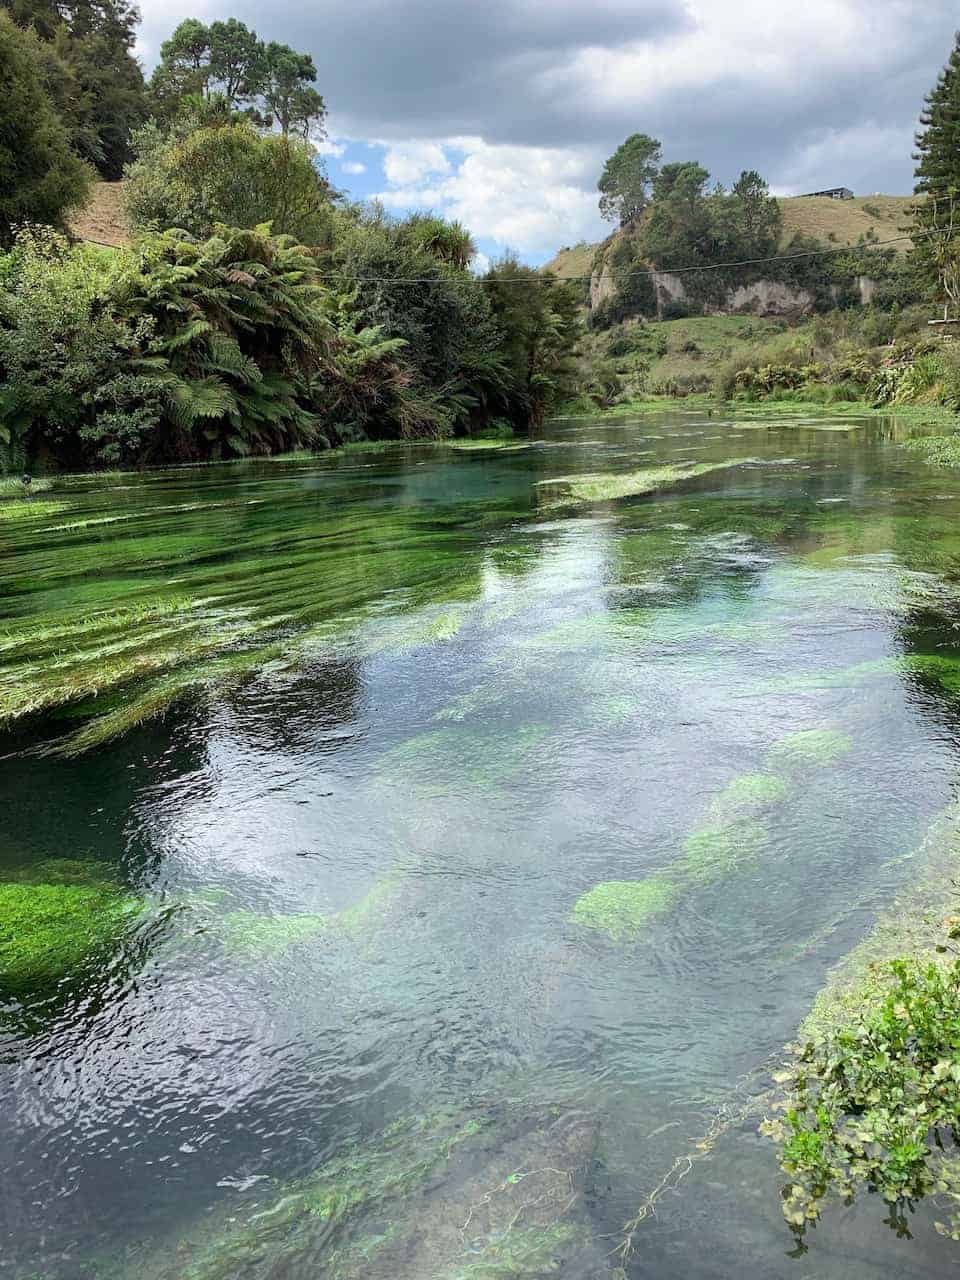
[314,138,347,157]
[382,142,451,186]
[341,160,367,174]
[472,251,491,275]
[376,138,606,255]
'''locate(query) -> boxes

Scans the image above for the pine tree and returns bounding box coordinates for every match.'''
[915,34,960,200]
[913,32,960,308]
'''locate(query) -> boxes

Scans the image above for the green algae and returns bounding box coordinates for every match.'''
[219,874,404,959]
[0,880,143,996]
[682,818,769,881]
[536,457,755,506]
[572,875,680,942]
[220,910,329,957]
[709,772,788,816]
[122,1102,601,1280]
[767,728,852,769]
[146,1111,494,1280]
[0,498,70,521]
[377,725,549,792]
[451,1220,582,1277]
[572,765,796,944]
[336,876,402,941]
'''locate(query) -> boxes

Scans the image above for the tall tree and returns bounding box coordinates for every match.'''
[208,18,263,105]
[597,133,662,226]
[913,32,960,310]
[0,12,92,243]
[260,41,325,138]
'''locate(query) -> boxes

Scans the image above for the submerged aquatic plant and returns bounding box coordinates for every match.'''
[0,880,143,995]
[536,458,755,506]
[571,876,680,942]
[681,818,768,881]
[768,728,852,769]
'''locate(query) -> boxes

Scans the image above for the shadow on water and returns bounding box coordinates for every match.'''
[3,412,960,1275]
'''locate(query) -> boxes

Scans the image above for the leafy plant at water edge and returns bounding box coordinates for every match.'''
[762,940,960,1247]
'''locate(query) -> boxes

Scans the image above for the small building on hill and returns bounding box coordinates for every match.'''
[799,186,854,200]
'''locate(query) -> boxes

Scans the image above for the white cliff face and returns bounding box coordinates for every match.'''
[721,279,816,315]
[589,263,617,310]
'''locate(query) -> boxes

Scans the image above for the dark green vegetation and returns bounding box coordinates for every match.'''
[0,217,579,469]
[0,9,580,469]
[1,0,144,180]
[0,12,93,241]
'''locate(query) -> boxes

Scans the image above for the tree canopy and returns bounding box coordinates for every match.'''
[1,0,146,177]
[597,133,662,226]
[149,19,326,139]
[913,31,960,309]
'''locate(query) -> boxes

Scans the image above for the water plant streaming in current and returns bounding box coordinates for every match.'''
[8,409,960,1276]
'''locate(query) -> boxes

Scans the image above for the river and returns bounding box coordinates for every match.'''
[2,409,960,1277]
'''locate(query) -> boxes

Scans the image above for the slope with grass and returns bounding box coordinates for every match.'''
[542,195,918,281]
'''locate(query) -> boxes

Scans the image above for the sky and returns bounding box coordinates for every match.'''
[136,1,959,267]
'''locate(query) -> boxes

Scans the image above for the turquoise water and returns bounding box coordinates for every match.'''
[3,411,960,1276]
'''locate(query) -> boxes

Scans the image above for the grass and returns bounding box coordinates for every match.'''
[779,195,915,250]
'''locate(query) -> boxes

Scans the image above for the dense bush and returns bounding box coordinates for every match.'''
[0,13,93,245]
[0,218,583,468]
[124,117,336,244]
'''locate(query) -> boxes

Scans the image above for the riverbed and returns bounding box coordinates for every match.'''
[3,410,960,1277]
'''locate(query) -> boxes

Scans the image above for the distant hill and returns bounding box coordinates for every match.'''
[543,195,917,280]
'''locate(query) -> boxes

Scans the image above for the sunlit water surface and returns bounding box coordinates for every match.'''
[4,411,960,1276]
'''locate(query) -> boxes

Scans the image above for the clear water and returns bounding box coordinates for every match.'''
[3,411,960,1277]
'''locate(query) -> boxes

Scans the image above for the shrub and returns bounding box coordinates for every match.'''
[0,228,162,466]
[763,943,960,1246]
[124,118,335,244]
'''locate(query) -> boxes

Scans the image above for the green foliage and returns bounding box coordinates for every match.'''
[0,13,93,245]
[148,19,326,140]
[3,0,146,178]
[482,257,582,427]
[0,226,162,464]
[763,945,960,1246]
[0,878,141,995]
[911,33,960,305]
[124,118,335,244]
[597,132,662,226]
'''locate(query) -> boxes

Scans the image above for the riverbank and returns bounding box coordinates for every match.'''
[557,394,960,429]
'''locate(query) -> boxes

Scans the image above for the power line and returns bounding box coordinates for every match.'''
[311,227,937,286]
[80,194,951,286]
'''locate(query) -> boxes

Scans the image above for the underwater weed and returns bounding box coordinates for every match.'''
[571,876,680,942]
[0,881,143,995]
[768,728,853,769]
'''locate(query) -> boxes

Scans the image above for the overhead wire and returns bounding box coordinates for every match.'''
[79,192,953,286]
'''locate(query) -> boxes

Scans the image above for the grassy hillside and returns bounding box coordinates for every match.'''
[543,195,917,279]
[781,195,914,249]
